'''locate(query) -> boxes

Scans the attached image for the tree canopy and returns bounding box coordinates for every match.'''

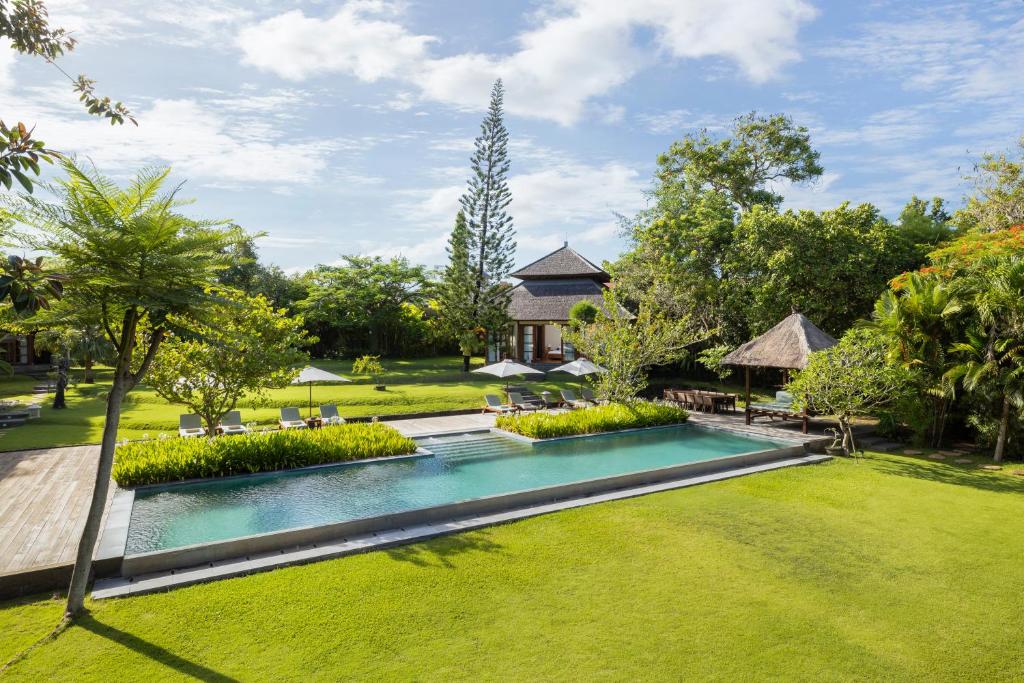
[148,292,309,435]
[15,159,241,616]
[654,112,823,212]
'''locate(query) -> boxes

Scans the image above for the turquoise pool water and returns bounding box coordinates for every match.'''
[125,425,785,554]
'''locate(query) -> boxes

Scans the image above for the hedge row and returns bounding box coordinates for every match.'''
[495,401,688,439]
[113,423,418,487]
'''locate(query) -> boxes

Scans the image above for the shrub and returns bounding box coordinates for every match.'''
[113,423,418,487]
[496,401,688,439]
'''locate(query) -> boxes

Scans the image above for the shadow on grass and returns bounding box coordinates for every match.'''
[869,454,1024,495]
[79,616,238,682]
[384,530,504,568]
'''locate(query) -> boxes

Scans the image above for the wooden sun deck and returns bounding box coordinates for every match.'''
[0,445,110,576]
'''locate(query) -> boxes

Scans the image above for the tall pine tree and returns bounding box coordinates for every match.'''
[439,79,516,371]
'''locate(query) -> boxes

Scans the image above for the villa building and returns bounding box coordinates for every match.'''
[487,242,613,365]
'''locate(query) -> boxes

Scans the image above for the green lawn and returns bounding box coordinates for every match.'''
[0,357,592,452]
[3,451,1023,680]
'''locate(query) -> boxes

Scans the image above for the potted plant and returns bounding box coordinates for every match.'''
[824,427,846,457]
[353,355,387,391]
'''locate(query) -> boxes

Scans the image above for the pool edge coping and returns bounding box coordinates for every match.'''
[113,440,815,577]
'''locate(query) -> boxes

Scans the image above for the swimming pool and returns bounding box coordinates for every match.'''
[125,425,787,555]
[123,423,786,557]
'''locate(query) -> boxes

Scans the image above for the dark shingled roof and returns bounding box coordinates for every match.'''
[721,313,837,369]
[507,279,608,321]
[509,243,610,281]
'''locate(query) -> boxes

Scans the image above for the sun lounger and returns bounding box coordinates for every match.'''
[559,389,589,409]
[179,413,206,438]
[319,404,345,425]
[746,391,809,432]
[749,391,795,412]
[218,410,248,435]
[581,387,600,405]
[482,394,517,414]
[279,407,308,429]
[508,392,541,411]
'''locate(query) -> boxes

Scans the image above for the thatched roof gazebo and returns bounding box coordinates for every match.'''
[722,312,837,433]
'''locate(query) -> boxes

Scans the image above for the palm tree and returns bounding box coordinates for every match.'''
[868,273,961,446]
[946,257,1024,461]
[16,159,240,617]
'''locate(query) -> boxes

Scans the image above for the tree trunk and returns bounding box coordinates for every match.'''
[64,376,126,616]
[53,354,69,409]
[65,313,162,617]
[84,354,94,383]
[838,415,855,456]
[462,354,470,372]
[994,393,1010,463]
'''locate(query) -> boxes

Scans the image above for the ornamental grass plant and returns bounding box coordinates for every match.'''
[496,401,688,439]
[113,423,417,486]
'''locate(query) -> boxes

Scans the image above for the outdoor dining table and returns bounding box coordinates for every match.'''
[666,388,738,414]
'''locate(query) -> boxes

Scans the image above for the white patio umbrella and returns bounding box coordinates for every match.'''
[472,359,545,392]
[550,358,607,391]
[291,366,351,417]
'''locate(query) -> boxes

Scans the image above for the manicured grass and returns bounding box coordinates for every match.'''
[112,423,418,486]
[4,452,1024,680]
[0,357,586,452]
[496,401,689,438]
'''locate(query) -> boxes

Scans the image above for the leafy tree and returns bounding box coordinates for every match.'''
[217,234,307,311]
[297,255,428,357]
[788,328,914,456]
[439,80,516,371]
[654,111,823,212]
[899,195,953,258]
[867,273,961,447]
[945,256,1024,461]
[697,344,734,383]
[563,290,704,402]
[437,210,481,368]
[956,137,1024,233]
[568,300,599,327]
[614,190,735,335]
[1,0,135,193]
[352,354,385,388]
[147,292,309,436]
[16,160,241,617]
[727,202,917,339]
[22,287,111,385]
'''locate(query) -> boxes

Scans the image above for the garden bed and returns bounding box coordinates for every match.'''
[495,401,688,439]
[112,423,418,487]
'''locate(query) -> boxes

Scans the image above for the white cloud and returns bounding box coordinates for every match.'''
[637,109,732,135]
[404,157,645,264]
[237,0,817,125]
[1,74,348,186]
[0,40,14,92]
[814,107,936,148]
[820,5,1024,103]
[237,2,436,82]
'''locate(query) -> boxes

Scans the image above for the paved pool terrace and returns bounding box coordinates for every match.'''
[91,418,830,599]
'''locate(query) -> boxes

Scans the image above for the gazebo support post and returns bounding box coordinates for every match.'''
[744,367,752,426]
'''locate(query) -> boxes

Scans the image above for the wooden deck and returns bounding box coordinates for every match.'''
[0,445,109,575]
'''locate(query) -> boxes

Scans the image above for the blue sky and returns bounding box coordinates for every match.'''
[3,0,1023,272]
